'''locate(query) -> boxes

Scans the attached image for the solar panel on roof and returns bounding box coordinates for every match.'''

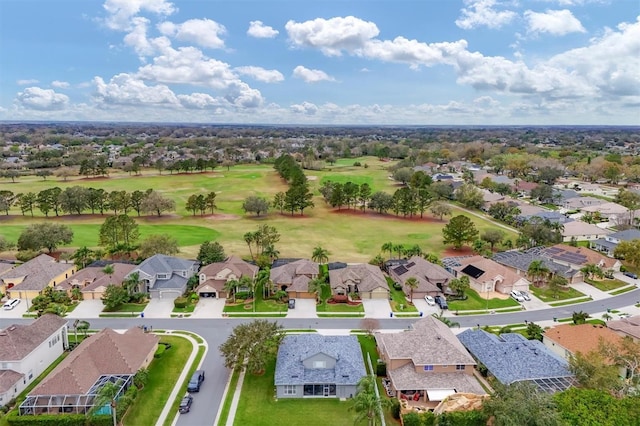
[393,265,408,275]
[461,264,485,279]
[406,262,415,268]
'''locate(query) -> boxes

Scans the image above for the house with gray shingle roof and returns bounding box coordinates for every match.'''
[375,316,484,403]
[196,256,258,299]
[492,248,584,284]
[0,314,68,406]
[591,229,640,257]
[329,264,389,299]
[0,254,76,300]
[274,334,366,398]
[126,254,198,299]
[457,329,574,393]
[270,259,319,299]
[387,256,455,299]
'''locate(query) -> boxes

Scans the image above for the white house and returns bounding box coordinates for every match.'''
[561,221,612,242]
[0,315,68,406]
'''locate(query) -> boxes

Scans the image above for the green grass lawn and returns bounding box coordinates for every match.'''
[385,277,418,313]
[223,298,288,313]
[172,304,196,313]
[529,285,586,302]
[104,302,148,313]
[317,302,364,312]
[216,367,241,426]
[549,297,593,307]
[0,223,218,249]
[0,159,515,262]
[447,289,519,311]
[123,335,192,426]
[233,358,367,426]
[584,277,628,292]
[611,286,637,295]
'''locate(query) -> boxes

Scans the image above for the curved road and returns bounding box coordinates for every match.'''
[3,287,638,426]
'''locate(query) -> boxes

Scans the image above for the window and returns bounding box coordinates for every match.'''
[284,385,296,395]
[456,365,466,371]
[28,370,33,380]
[423,365,434,371]
[313,360,326,369]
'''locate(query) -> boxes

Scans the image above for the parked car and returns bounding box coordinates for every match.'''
[179,395,193,414]
[520,291,531,301]
[434,295,448,310]
[510,290,525,303]
[288,299,296,309]
[424,295,436,306]
[187,370,205,392]
[3,299,20,310]
[623,271,638,279]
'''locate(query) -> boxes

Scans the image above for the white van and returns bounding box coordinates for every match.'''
[3,299,20,310]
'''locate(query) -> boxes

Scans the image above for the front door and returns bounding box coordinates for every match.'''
[323,384,330,397]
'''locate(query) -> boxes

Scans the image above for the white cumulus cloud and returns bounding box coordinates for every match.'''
[455,0,517,30]
[93,73,180,106]
[285,16,380,56]
[16,87,69,110]
[158,18,226,49]
[103,0,176,31]
[247,20,279,38]
[524,9,587,36]
[235,66,284,83]
[51,80,70,89]
[292,66,336,83]
[290,101,319,115]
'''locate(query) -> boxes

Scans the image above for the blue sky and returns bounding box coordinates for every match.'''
[0,0,638,125]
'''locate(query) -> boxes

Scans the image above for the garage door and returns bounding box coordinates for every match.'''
[199,292,217,298]
[159,290,181,300]
[371,288,389,299]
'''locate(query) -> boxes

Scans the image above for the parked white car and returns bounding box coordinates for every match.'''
[3,299,20,310]
[520,291,531,301]
[424,295,436,306]
[510,290,525,303]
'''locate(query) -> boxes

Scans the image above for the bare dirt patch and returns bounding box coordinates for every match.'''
[442,246,475,257]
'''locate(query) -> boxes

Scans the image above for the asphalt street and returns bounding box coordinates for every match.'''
[2,287,639,426]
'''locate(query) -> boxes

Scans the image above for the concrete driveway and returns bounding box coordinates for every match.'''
[143,299,174,318]
[0,298,28,318]
[191,298,225,318]
[286,299,317,318]
[412,299,440,315]
[67,300,103,319]
[362,299,392,318]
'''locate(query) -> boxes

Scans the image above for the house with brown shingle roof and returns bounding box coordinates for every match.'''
[0,314,68,405]
[56,263,137,300]
[329,264,390,299]
[20,328,158,416]
[541,244,621,271]
[196,256,258,299]
[388,256,454,299]
[270,259,319,299]
[543,323,628,378]
[543,323,623,360]
[0,254,76,300]
[449,255,530,295]
[375,316,484,404]
[607,315,640,342]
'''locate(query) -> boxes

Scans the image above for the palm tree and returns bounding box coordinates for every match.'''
[123,272,140,295]
[392,243,404,259]
[308,278,328,303]
[90,378,125,426]
[581,264,602,281]
[244,232,256,260]
[405,277,419,303]
[572,310,590,325]
[527,260,550,287]
[77,320,90,337]
[350,376,392,426]
[432,313,460,328]
[311,246,330,264]
[256,268,270,299]
[72,246,95,268]
[263,244,280,263]
[381,242,393,260]
[224,279,239,303]
[71,287,82,301]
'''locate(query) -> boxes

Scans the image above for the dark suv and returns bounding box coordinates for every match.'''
[623,271,638,279]
[434,295,448,310]
[179,395,193,414]
[187,370,205,392]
